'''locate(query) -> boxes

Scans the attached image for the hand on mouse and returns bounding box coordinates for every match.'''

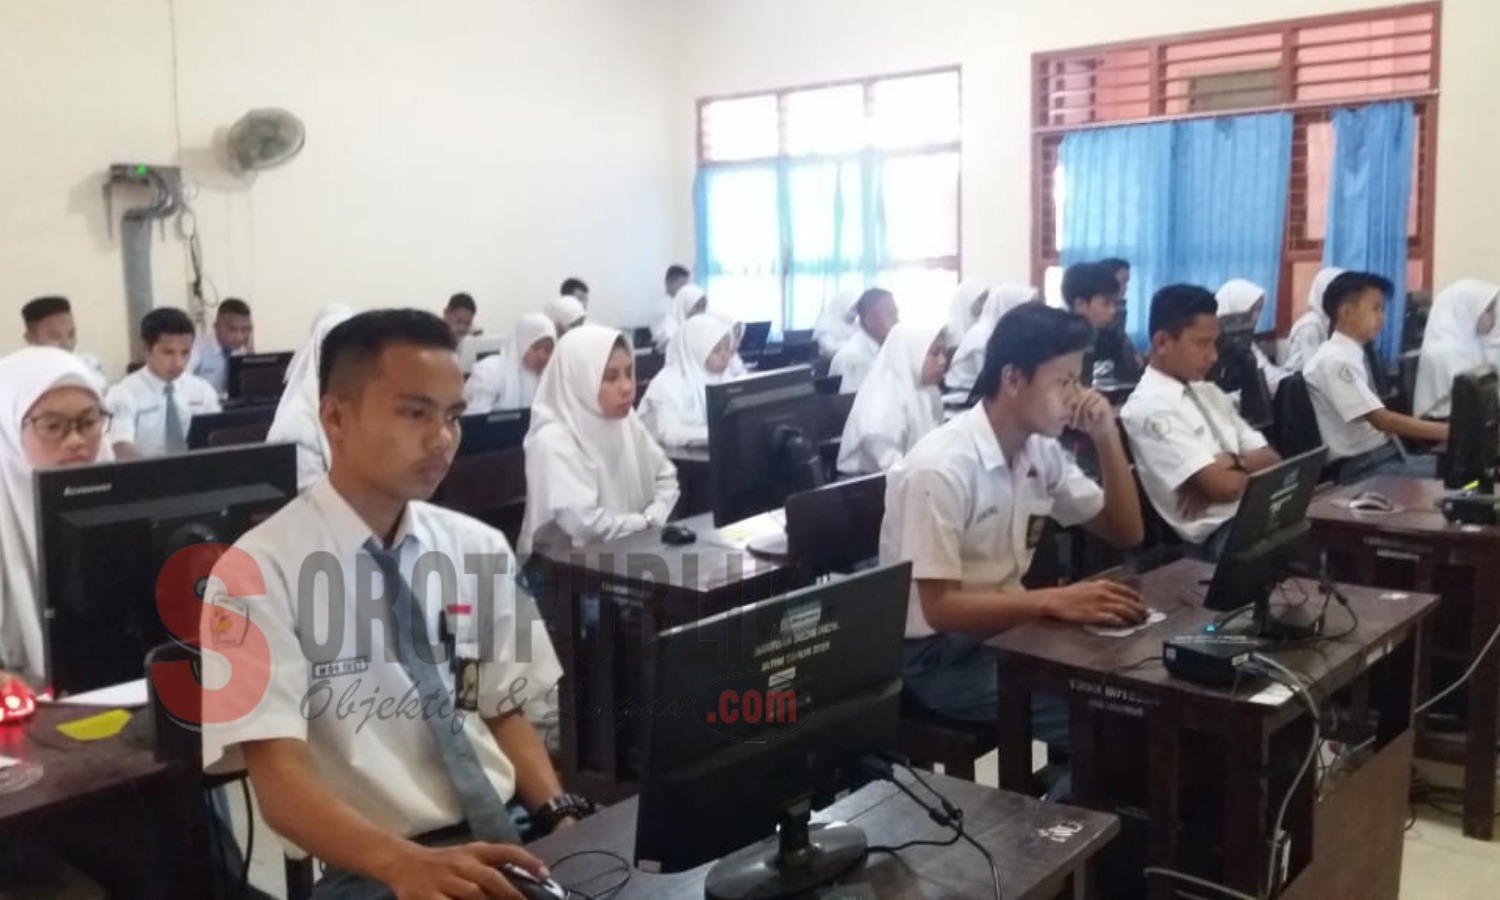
[1042,581,1148,627]
[377,841,548,900]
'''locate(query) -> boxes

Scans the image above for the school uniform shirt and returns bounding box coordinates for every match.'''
[1414,280,1500,419]
[268,305,355,490]
[837,322,944,476]
[190,333,245,397]
[1280,267,1344,372]
[200,478,562,846]
[0,348,113,684]
[814,290,860,358]
[519,324,681,556]
[879,405,1105,639]
[464,314,556,414]
[1120,366,1270,544]
[75,350,108,391]
[639,314,735,448]
[830,329,881,395]
[1303,331,1391,461]
[104,367,221,457]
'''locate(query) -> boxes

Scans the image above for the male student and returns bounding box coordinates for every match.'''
[105,307,221,458]
[664,265,690,299]
[1304,271,1447,482]
[559,278,590,308]
[20,295,107,387]
[202,310,575,899]
[1121,285,1282,554]
[443,293,478,341]
[1100,257,1131,300]
[1063,262,1142,384]
[881,303,1145,741]
[830,288,899,394]
[191,298,255,396]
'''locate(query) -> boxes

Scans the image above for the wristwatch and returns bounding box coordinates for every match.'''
[532,792,597,835]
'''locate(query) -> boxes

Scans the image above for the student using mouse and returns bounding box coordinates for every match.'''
[837,322,949,476]
[202,310,575,900]
[518,324,680,556]
[1304,271,1447,483]
[104,307,221,459]
[1121,286,1283,556]
[465,314,558,413]
[639,313,737,448]
[830,288,900,395]
[880,303,1145,741]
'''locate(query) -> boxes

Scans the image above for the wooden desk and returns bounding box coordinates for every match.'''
[0,705,210,898]
[532,513,802,801]
[990,559,1437,899]
[666,446,712,518]
[528,772,1119,900]
[1308,475,1500,840]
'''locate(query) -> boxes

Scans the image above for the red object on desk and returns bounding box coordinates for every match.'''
[0,680,37,724]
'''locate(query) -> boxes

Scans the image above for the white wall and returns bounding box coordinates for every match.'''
[0,0,683,374]
[671,0,1498,298]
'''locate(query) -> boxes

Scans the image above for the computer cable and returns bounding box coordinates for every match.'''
[546,849,632,900]
[1140,866,1259,900]
[239,779,255,900]
[862,757,1002,900]
[1414,608,1500,717]
[1245,653,1321,899]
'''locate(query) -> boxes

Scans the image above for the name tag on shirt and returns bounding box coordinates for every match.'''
[311,657,369,679]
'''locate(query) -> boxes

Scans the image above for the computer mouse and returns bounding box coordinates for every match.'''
[661,523,698,546]
[0,678,38,724]
[500,864,566,900]
[1349,491,1395,513]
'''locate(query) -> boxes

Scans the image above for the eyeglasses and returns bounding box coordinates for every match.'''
[22,411,112,445]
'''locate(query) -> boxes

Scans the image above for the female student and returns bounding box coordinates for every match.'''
[653,283,709,351]
[268,304,354,490]
[837,322,950,476]
[1281,267,1344,372]
[0,347,112,687]
[815,289,861,357]
[639,314,737,447]
[519,324,680,556]
[1414,279,1500,419]
[944,281,990,350]
[464,313,557,412]
[543,295,587,336]
[1215,279,1291,393]
[947,284,1038,394]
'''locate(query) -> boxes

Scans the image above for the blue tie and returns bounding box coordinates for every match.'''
[363,539,521,844]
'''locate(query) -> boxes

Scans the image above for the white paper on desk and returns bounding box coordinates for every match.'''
[56,678,148,708]
[0,755,17,770]
[1247,683,1294,706]
[715,511,786,549]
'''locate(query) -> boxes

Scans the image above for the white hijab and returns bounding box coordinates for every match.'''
[468,314,556,412]
[640,313,736,437]
[1215,279,1264,319]
[0,347,113,684]
[1414,280,1500,419]
[1305,267,1345,330]
[944,281,990,349]
[654,284,707,351]
[838,322,945,473]
[949,285,1038,391]
[815,289,861,356]
[543,295,587,333]
[268,304,355,489]
[520,324,661,554]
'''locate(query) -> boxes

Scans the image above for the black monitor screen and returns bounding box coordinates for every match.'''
[227,352,293,403]
[706,367,824,527]
[1445,365,1500,491]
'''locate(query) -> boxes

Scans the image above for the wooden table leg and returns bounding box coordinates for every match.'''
[996,657,1034,793]
[1221,717,1269,896]
[1462,562,1500,840]
[1145,710,1180,900]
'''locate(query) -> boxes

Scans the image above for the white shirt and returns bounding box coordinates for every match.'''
[191,333,244,397]
[201,478,562,849]
[830,329,881,395]
[1303,331,1390,460]
[105,367,221,457]
[879,405,1105,639]
[76,350,108,390]
[1120,366,1269,544]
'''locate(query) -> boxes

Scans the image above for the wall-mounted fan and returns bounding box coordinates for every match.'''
[226,108,306,172]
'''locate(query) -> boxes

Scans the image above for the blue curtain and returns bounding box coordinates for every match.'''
[1324,100,1415,363]
[1171,114,1293,332]
[1060,113,1293,344]
[1059,122,1174,345]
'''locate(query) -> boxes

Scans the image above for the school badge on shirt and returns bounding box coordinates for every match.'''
[209,597,249,648]
[1147,414,1171,439]
[1026,516,1048,550]
[1339,365,1358,384]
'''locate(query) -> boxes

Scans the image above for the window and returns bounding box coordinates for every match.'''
[697,69,962,332]
[1032,4,1438,330]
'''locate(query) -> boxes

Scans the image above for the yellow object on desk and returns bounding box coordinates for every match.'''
[56,709,132,742]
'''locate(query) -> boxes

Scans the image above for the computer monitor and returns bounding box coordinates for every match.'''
[459,335,508,375]
[706,367,825,530]
[1207,312,1274,429]
[186,406,277,450]
[1443,365,1499,492]
[35,443,298,694]
[785,474,885,580]
[431,410,531,535]
[227,352,293,404]
[736,321,773,365]
[634,562,910,899]
[1203,446,1329,638]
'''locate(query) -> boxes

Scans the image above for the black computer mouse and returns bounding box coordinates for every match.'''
[661,523,698,546]
[500,863,566,900]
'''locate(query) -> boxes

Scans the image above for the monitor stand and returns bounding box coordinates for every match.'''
[747,530,789,562]
[1214,592,1323,643]
[705,807,867,900]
